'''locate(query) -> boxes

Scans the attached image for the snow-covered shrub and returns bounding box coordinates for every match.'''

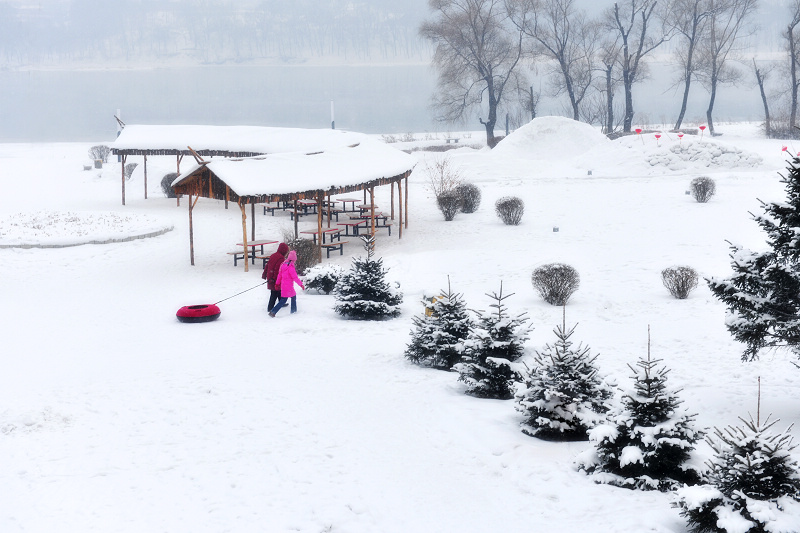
[160,173,178,198]
[425,156,462,197]
[577,332,704,491]
[674,415,800,533]
[662,266,699,299]
[531,263,580,305]
[124,162,138,180]
[334,236,403,320]
[303,264,344,295]
[455,182,482,213]
[405,280,474,370]
[88,145,111,163]
[456,283,530,399]
[436,190,462,221]
[281,231,318,276]
[691,176,716,203]
[495,196,524,225]
[517,320,612,441]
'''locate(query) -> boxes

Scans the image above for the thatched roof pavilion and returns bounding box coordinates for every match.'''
[171,137,415,271]
[110,124,368,205]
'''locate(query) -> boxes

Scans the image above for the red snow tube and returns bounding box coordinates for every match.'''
[176,304,221,323]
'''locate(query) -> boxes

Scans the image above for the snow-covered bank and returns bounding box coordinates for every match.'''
[0,119,797,533]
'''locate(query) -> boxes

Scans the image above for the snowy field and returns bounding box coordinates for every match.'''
[0,118,798,532]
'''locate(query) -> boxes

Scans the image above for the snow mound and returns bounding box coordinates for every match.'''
[646,140,764,170]
[0,211,173,248]
[492,116,609,160]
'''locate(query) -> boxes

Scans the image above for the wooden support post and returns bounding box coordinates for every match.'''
[176,154,183,207]
[369,186,376,236]
[225,185,229,209]
[404,174,409,229]
[316,191,323,263]
[390,181,395,220]
[326,192,332,228]
[189,193,200,266]
[293,196,299,239]
[143,154,148,200]
[363,188,367,204]
[398,179,403,239]
[251,202,256,241]
[239,201,249,273]
[121,154,127,205]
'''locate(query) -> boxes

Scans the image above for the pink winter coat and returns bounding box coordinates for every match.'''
[276,260,304,298]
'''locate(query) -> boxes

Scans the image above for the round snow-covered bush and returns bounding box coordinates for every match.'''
[531,263,580,305]
[495,196,524,225]
[456,183,482,213]
[303,264,345,294]
[437,190,462,221]
[662,266,699,299]
[690,176,716,203]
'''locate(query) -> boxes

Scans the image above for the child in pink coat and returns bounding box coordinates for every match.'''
[269,250,305,317]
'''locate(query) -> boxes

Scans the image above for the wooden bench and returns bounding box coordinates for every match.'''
[321,241,348,258]
[227,250,253,266]
[445,137,460,144]
[374,222,393,235]
[321,208,342,222]
[254,254,271,269]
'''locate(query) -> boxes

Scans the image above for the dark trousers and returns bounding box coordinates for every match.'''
[268,289,281,312]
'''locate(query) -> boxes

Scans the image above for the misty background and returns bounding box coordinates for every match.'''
[0,0,794,142]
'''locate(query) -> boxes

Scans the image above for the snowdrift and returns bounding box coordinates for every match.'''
[492,116,610,160]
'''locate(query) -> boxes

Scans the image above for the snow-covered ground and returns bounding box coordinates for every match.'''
[0,118,797,532]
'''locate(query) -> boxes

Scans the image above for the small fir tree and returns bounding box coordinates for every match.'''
[517,309,612,441]
[674,415,800,533]
[456,282,530,399]
[577,327,704,491]
[405,278,474,370]
[334,235,403,320]
[707,158,800,361]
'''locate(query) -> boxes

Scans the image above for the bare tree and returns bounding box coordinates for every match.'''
[596,38,623,134]
[786,1,800,135]
[605,0,670,133]
[507,0,599,121]
[696,0,758,136]
[665,0,717,130]
[752,57,773,137]
[420,0,526,147]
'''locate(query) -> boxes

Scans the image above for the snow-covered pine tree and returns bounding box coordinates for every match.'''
[455,282,530,399]
[405,277,473,370]
[707,157,800,361]
[674,415,800,533]
[517,310,612,441]
[333,235,403,320]
[577,327,704,491]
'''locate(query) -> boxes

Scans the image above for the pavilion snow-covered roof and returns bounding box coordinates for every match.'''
[172,138,414,199]
[111,125,369,157]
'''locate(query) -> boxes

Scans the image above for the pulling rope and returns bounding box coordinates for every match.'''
[214,281,267,305]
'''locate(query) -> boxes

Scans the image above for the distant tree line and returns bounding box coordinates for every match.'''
[0,0,431,66]
[420,0,800,145]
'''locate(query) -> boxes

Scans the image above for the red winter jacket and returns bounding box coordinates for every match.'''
[262,242,289,290]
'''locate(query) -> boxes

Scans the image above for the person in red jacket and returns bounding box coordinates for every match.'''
[262,242,289,313]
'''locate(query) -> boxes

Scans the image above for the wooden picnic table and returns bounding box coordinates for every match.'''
[296,199,318,214]
[336,197,360,212]
[337,220,367,236]
[235,239,278,264]
[299,228,341,245]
